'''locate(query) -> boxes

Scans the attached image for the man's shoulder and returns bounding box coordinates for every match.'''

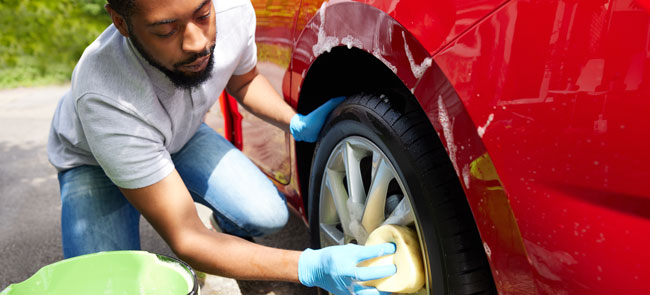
[69,25,151,105]
[214,0,251,13]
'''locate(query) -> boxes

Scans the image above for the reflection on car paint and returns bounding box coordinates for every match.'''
[434,0,650,293]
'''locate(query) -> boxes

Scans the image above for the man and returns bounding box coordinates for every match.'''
[47,0,396,294]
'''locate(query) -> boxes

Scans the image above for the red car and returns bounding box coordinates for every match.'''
[206,0,650,294]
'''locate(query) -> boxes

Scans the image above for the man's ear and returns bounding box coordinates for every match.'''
[105,4,130,37]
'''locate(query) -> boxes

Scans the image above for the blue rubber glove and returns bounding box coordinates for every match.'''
[298,243,397,295]
[353,283,394,295]
[290,96,345,142]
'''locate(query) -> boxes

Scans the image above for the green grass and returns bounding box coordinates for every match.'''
[0,0,111,89]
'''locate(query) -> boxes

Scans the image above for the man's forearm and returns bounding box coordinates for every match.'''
[121,170,302,282]
[177,227,302,282]
[226,68,296,132]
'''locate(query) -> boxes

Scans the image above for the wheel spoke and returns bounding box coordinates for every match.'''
[382,197,415,226]
[344,142,366,204]
[346,198,368,243]
[320,223,345,245]
[325,168,351,238]
[371,150,381,180]
[319,174,339,224]
[361,158,394,234]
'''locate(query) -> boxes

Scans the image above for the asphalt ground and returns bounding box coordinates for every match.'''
[0,85,317,295]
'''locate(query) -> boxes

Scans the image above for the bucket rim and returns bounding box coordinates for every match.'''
[155,253,199,295]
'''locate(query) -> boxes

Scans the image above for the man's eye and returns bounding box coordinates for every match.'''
[199,11,211,20]
[156,30,176,38]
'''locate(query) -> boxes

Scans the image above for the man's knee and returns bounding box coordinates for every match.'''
[249,202,289,236]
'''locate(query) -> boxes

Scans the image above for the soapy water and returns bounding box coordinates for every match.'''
[342,35,364,50]
[373,48,398,73]
[402,31,432,80]
[347,198,369,244]
[312,1,340,56]
[1,251,195,295]
[155,255,194,293]
[438,95,459,173]
[347,198,365,221]
[462,164,470,189]
[477,113,494,138]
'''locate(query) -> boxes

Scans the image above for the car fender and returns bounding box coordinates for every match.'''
[291,1,439,101]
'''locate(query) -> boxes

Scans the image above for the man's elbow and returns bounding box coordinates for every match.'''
[167,229,208,271]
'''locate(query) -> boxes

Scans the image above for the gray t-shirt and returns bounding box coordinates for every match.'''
[47,0,257,189]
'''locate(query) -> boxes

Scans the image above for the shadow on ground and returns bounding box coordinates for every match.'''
[235,211,318,295]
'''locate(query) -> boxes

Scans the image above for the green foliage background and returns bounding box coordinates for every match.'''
[0,0,111,88]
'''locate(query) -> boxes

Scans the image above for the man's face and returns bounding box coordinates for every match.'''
[126,0,217,89]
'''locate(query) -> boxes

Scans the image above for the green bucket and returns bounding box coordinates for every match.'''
[1,251,198,295]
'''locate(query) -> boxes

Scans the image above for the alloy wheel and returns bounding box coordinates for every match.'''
[318,136,428,294]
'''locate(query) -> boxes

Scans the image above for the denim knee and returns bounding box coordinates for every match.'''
[251,202,289,236]
[209,191,289,237]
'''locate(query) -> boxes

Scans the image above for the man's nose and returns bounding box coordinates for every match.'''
[182,22,208,53]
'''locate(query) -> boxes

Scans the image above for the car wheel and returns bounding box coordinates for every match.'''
[308,92,495,294]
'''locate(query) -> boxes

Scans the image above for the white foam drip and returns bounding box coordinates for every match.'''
[347,198,369,244]
[372,49,397,73]
[341,35,363,49]
[462,164,470,189]
[312,2,340,56]
[402,31,432,79]
[437,95,458,173]
[477,113,494,138]
[483,242,492,259]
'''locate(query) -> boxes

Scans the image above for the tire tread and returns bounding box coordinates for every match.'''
[356,92,495,295]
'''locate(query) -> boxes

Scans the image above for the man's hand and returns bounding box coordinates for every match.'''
[298,243,397,295]
[290,96,345,142]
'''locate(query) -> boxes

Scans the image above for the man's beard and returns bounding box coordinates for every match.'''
[130,32,215,90]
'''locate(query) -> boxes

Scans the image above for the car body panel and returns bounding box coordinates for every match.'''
[434,0,650,293]
[208,0,650,293]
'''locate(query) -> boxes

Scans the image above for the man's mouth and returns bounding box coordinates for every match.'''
[181,54,210,72]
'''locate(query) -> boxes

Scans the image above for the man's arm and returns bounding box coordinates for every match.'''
[226,66,295,132]
[226,66,346,143]
[119,169,302,281]
[121,169,396,294]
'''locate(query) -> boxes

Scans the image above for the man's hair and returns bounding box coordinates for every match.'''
[107,0,137,18]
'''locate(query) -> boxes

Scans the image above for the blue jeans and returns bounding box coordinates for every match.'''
[59,124,289,258]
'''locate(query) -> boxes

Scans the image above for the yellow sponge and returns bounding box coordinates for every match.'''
[358,224,425,293]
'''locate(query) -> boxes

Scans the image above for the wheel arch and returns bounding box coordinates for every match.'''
[294,46,409,219]
[291,1,441,212]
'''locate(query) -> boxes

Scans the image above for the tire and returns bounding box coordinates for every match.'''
[307,92,496,295]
